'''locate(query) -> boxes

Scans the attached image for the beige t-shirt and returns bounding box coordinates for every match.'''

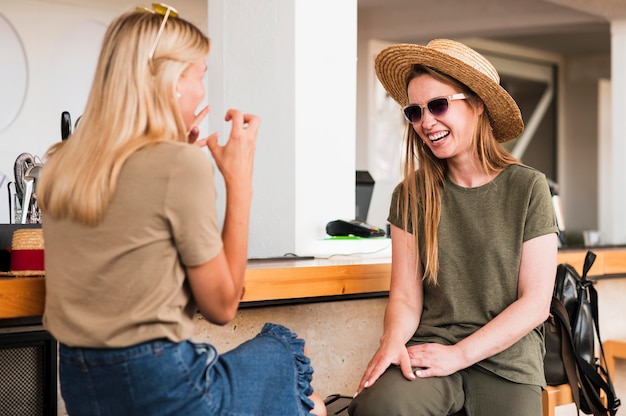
[43,142,222,348]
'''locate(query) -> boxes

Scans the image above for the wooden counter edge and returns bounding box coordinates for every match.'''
[0,277,45,319]
[2,249,626,320]
[241,262,391,302]
[0,262,392,319]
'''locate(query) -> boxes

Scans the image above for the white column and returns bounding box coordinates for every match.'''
[207,0,357,257]
[604,19,626,244]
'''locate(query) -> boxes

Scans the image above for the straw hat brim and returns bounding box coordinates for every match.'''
[0,270,45,277]
[1,228,45,277]
[375,42,524,142]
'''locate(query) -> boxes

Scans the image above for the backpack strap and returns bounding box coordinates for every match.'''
[575,347,620,415]
[550,298,583,409]
[579,251,621,415]
[581,284,620,415]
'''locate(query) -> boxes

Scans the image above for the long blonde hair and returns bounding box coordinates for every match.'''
[37,10,210,225]
[399,65,519,285]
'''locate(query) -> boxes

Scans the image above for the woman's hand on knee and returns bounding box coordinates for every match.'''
[354,345,415,397]
[407,343,463,378]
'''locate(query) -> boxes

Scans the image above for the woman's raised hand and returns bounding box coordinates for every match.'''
[205,109,260,189]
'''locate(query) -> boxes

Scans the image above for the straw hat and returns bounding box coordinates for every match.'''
[374,39,524,142]
[0,229,45,277]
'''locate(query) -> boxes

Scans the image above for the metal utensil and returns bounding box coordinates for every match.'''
[61,111,72,141]
[19,164,43,224]
[13,152,35,204]
[7,181,16,223]
[20,176,34,224]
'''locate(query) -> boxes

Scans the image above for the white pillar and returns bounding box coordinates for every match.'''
[603,19,626,244]
[207,0,357,257]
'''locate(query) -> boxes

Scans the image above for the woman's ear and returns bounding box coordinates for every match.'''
[474,96,485,116]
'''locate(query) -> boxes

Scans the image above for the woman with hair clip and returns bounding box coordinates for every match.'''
[349,39,558,416]
[38,4,325,416]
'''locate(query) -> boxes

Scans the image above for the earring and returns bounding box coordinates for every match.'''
[176,92,181,98]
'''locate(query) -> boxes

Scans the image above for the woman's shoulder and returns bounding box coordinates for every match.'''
[135,141,210,164]
[497,164,552,201]
[143,140,204,155]
[126,143,213,181]
[501,163,547,183]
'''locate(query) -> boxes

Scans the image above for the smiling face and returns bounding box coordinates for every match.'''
[176,58,207,130]
[407,74,484,164]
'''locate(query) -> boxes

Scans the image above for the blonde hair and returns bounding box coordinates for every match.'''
[38,10,210,225]
[399,65,518,285]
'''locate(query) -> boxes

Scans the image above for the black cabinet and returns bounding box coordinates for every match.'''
[0,318,57,416]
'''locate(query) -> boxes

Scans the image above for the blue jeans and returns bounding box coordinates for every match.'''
[59,323,316,416]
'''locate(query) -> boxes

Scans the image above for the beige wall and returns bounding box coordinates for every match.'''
[57,297,386,414]
[560,52,611,239]
[56,280,626,415]
[194,297,387,399]
[195,276,626,405]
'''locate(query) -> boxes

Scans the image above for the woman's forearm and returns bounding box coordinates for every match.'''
[221,184,252,295]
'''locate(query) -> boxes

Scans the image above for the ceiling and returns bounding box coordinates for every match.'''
[45,0,616,56]
[357,0,616,55]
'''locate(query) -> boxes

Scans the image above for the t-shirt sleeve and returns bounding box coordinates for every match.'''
[165,146,223,266]
[387,179,418,234]
[523,172,559,242]
[387,182,404,229]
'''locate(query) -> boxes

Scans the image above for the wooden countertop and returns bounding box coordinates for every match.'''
[557,247,626,277]
[2,247,626,320]
[242,258,391,303]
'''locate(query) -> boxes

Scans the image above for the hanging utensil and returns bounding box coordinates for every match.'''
[19,164,43,224]
[26,164,42,194]
[20,176,34,224]
[7,181,15,223]
[13,152,35,205]
[61,111,72,141]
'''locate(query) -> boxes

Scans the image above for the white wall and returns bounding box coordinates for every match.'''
[0,1,109,222]
[0,0,208,223]
[0,0,359,259]
[2,0,620,250]
[607,20,626,245]
[207,0,357,257]
[360,39,405,230]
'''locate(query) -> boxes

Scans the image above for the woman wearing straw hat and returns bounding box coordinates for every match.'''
[37,4,325,416]
[349,39,558,415]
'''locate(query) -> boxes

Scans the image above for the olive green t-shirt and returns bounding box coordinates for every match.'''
[388,164,558,387]
[43,142,222,348]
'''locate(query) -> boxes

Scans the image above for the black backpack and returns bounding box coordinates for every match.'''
[544,251,621,415]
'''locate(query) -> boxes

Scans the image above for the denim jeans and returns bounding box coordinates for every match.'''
[59,323,315,416]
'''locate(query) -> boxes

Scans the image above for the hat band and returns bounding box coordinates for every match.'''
[9,249,45,272]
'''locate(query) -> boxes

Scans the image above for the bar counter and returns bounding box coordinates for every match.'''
[2,247,626,319]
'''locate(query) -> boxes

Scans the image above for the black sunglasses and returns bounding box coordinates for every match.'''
[402,93,468,124]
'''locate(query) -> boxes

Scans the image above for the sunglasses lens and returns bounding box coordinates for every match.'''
[427,98,450,117]
[403,106,423,123]
[153,3,179,18]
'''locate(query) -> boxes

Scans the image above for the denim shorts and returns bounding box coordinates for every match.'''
[59,323,316,416]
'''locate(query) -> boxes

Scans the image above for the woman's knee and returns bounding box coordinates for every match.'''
[349,368,464,416]
[349,389,405,416]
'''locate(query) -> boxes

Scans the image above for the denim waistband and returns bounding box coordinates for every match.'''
[59,338,175,367]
